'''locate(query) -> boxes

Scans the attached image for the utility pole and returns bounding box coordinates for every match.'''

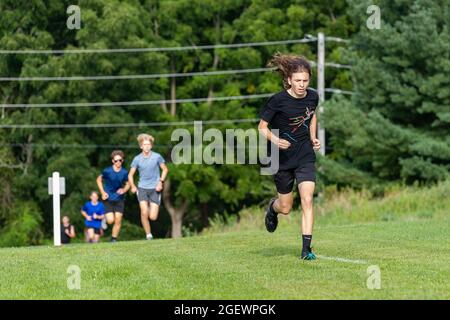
[317,32,326,156]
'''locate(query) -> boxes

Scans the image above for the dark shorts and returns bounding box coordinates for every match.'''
[86,227,101,235]
[104,200,125,214]
[274,162,316,194]
[137,188,161,206]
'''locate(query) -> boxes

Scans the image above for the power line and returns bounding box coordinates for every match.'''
[324,88,354,95]
[0,38,318,55]
[324,63,352,69]
[0,61,352,82]
[0,118,259,129]
[0,93,274,109]
[325,36,351,43]
[2,143,146,149]
[0,88,354,109]
[0,67,273,82]
[1,143,260,150]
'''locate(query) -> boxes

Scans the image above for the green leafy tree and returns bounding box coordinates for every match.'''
[324,0,450,185]
[0,0,356,242]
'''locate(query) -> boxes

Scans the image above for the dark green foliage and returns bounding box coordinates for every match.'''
[3,0,445,244]
[323,0,450,187]
[0,201,43,247]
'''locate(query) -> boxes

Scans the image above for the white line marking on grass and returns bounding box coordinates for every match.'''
[316,255,368,265]
[316,222,382,230]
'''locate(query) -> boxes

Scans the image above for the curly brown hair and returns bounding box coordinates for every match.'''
[111,150,125,160]
[267,52,312,89]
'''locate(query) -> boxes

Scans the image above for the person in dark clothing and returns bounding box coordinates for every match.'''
[61,215,76,244]
[258,52,321,260]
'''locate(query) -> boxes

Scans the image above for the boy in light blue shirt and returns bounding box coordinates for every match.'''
[129,134,169,240]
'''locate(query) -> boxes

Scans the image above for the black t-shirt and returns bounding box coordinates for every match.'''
[61,223,73,244]
[259,88,319,170]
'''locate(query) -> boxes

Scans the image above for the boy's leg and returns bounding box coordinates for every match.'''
[149,203,160,221]
[298,181,316,259]
[112,212,123,238]
[299,181,315,234]
[105,212,115,225]
[273,192,294,215]
[139,201,151,235]
[142,190,162,239]
[273,169,295,215]
[265,170,295,233]
[105,201,115,225]
[149,190,161,221]
[94,229,101,243]
[87,228,94,242]
[137,188,154,237]
[106,212,117,242]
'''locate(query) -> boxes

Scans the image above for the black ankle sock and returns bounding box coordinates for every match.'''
[302,234,312,253]
[111,236,117,241]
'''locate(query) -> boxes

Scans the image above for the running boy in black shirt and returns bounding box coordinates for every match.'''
[258,53,321,260]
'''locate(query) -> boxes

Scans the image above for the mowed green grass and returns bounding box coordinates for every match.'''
[0,215,448,299]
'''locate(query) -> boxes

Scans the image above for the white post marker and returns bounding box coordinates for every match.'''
[317,32,326,156]
[48,172,65,246]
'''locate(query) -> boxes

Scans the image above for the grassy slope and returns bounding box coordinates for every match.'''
[0,181,449,299]
[0,219,449,299]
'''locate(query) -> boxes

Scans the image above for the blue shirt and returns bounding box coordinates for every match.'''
[130,152,165,189]
[82,201,105,229]
[101,166,129,201]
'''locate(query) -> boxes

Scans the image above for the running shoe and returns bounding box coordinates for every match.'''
[265,198,278,233]
[301,247,317,260]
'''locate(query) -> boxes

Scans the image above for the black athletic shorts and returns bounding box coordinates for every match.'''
[274,162,316,194]
[104,200,125,214]
[86,227,101,235]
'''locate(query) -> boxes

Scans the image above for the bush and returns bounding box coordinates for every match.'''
[0,202,44,247]
[117,220,145,241]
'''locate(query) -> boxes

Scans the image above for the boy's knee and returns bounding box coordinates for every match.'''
[301,195,313,207]
[278,203,292,215]
[140,210,149,218]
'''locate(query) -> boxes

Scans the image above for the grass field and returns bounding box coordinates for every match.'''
[0,182,449,299]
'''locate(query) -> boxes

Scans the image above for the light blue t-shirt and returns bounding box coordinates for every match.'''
[130,152,165,189]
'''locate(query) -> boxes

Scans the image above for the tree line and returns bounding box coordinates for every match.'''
[0,0,447,246]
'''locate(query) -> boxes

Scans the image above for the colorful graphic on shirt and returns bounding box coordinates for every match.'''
[288,107,315,133]
[282,132,298,142]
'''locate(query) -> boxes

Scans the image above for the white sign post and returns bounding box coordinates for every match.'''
[48,172,65,247]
